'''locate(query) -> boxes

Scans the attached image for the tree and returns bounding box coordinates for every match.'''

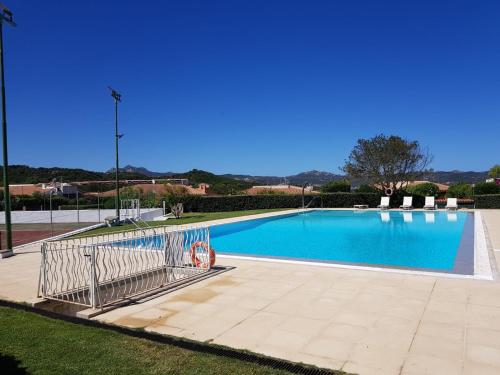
[343,134,432,192]
[446,183,473,198]
[489,165,500,178]
[320,180,351,193]
[162,184,189,218]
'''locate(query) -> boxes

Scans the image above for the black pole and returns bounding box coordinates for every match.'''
[114,97,120,220]
[0,19,12,257]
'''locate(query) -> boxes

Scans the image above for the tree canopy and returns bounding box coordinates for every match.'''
[489,165,500,178]
[343,134,432,192]
[320,180,351,193]
[406,182,439,197]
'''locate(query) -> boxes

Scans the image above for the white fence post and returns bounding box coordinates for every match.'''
[90,246,98,309]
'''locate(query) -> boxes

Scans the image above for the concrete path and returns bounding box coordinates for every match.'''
[94,257,500,375]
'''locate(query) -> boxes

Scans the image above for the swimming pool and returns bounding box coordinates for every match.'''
[210,210,474,274]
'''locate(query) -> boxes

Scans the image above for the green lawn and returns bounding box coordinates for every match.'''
[0,306,346,375]
[74,209,292,237]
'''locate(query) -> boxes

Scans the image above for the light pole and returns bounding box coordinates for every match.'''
[108,87,123,221]
[302,182,310,209]
[0,4,15,258]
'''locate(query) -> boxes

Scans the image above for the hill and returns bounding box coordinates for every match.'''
[0,165,489,191]
[223,170,345,186]
[108,165,174,178]
[424,170,488,184]
[172,169,253,195]
[1,165,150,184]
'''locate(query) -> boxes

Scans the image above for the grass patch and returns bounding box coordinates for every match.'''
[0,305,346,375]
[74,209,293,238]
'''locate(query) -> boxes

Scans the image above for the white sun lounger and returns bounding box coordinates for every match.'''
[400,196,413,210]
[378,196,390,210]
[445,198,458,210]
[423,196,436,210]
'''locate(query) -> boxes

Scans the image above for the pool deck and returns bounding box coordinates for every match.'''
[1,209,500,375]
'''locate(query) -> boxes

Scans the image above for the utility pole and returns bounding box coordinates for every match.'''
[0,4,15,258]
[108,87,122,221]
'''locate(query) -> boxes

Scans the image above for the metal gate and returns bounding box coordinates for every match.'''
[38,225,212,309]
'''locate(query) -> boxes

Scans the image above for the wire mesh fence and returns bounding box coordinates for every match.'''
[39,225,212,309]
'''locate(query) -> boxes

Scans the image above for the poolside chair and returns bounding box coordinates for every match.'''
[423,196,436,210]
[400,196,413,210]
[445,198,458,211]
[378,196,390,210]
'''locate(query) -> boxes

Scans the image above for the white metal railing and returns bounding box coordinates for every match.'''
[38,225,212,309]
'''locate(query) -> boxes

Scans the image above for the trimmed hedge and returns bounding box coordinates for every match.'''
[180,193,381,212]
[59,204,99,210]
[475,194,500,209]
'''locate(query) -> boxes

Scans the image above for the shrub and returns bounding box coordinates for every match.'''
[320,180,351,193]
[180,193,380,212]
[406,182,439,197]
[475,194,500,208]
[474,182,500,195]
[59,204,99,210]
[446,183,473,198]
[355,184,380,193]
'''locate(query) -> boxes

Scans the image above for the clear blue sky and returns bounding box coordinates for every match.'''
[5,0,499,175]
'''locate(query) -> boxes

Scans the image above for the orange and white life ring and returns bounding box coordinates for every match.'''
[385,188,393,196]
[189,241,216,269]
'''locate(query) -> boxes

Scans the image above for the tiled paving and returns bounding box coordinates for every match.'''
[1,209,500,375]
[91,258,500,375]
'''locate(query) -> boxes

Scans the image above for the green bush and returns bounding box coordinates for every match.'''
[103,197,117,209]
[475,194,500,208]
[407,182,439,197]
[180,193,380,212]
[355,184,380,193]
[59,204,99,210]
[447,183,473,198]
[474,182,500,195]
[320,180,351,193]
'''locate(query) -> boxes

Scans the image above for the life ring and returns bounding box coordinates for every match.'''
[189,241,216,269]
[385,188,393,196]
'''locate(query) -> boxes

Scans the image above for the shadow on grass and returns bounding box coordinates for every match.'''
[0,353,29,374]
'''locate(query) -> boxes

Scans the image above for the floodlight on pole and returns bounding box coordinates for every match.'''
[0,3,15,258]
[108,86,123,221]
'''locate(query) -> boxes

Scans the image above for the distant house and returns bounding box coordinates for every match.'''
[97,183,211,197]
[3,182,78,197]
[486,178,500,185]
[245,184,315,195]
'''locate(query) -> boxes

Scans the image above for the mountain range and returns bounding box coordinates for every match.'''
[115,166,489,186]
[1,164,489,187]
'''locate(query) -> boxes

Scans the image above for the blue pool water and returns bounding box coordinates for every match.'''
[210,210,473,273]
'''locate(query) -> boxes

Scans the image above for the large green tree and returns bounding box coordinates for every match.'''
[489,165,500,178]
[343,134,432,192]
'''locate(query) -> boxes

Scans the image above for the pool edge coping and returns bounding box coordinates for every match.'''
[475,211,494,280]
